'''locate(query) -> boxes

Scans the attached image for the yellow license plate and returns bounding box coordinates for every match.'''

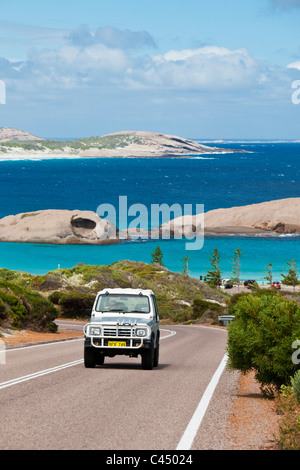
[108,341,127,347]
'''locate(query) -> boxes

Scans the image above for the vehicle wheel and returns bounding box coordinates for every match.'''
[153,342,159,367]
[97,353,105,366]
[84,347,97,368]
[141,343,154,370]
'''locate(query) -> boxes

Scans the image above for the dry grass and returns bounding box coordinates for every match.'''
[275,384,300,450]
[223,370,281,450]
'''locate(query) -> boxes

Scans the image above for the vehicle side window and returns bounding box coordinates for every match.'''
[151,295,159,321]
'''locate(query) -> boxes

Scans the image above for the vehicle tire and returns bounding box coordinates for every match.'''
[153,342,159,367]
[141,342,154,370]
[84,347,97,368]
[97,353,105,366]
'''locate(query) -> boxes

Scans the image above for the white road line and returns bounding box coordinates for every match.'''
[160,328,176,340]
[6,337,83,352]
[176,353,229,450]
[1,329,176,390]
[0,359,83,390]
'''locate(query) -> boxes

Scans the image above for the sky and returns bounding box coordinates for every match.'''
[0,0,299,139]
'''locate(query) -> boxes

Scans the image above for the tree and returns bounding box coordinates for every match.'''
[263,263,273,286]
[181,256,190,275]
[150,246,164,266]
[231,248,242,289]
[206,248,222,287]
[281,258,300,292]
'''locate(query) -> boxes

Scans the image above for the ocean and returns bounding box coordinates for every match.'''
[0,142,299,282]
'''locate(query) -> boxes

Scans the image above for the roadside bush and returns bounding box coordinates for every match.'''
[0,291,28,328]
[227,292,300,393]
[0,281,58,331]
[192,298,224,323]
[49,291,95,318]
[227,289,277,315]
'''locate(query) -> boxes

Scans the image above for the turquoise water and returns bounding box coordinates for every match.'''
[1,235,299,283]
[0,142,299,281]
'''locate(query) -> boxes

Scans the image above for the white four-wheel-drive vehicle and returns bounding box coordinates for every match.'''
[83,288,160,370]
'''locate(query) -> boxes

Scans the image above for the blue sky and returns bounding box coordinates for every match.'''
[0,0,299,139]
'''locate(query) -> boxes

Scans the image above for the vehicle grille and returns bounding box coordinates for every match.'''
[103,327,133,338]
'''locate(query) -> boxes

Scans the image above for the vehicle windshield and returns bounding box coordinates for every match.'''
[95,294,150,313]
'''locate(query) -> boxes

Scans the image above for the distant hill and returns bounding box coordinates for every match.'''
[0,127,43,142]
[0,128,237,157]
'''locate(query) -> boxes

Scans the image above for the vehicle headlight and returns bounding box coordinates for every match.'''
[90,326,101,336]
[136,328,147,337]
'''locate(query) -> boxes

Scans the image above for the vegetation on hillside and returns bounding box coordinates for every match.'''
[0,261,228,332]
[0,278,58,332]
[0,134,144,153]
[47,260,228,323]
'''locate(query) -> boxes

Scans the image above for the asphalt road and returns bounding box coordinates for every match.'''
[0,324,237,450]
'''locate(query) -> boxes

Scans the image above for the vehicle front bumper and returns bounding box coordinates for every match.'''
[83,323,152,350]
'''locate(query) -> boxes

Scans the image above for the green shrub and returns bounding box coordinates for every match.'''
[30,274,62,291]
[48,291,64,304]
[192,298,223,322]
[0,291,28,328]
[0,281,58,331]
[49,291,94,318]
[0,268,18,281]
[0,297,6,315]
[227,293,300,393]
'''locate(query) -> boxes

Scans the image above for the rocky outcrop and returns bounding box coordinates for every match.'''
[0,210,120,245]
[1,198,298,245]
[83,131,232,157]
[158,198,300,237]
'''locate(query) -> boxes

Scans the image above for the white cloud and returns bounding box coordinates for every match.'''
[127,46,262,91]
[67,25,156,50]
[20,43,130,90]
[0,30,296,119]
[287,61,300,70]
[3,42,264,93]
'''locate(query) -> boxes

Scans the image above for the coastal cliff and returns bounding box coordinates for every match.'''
[0,128,237,158]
